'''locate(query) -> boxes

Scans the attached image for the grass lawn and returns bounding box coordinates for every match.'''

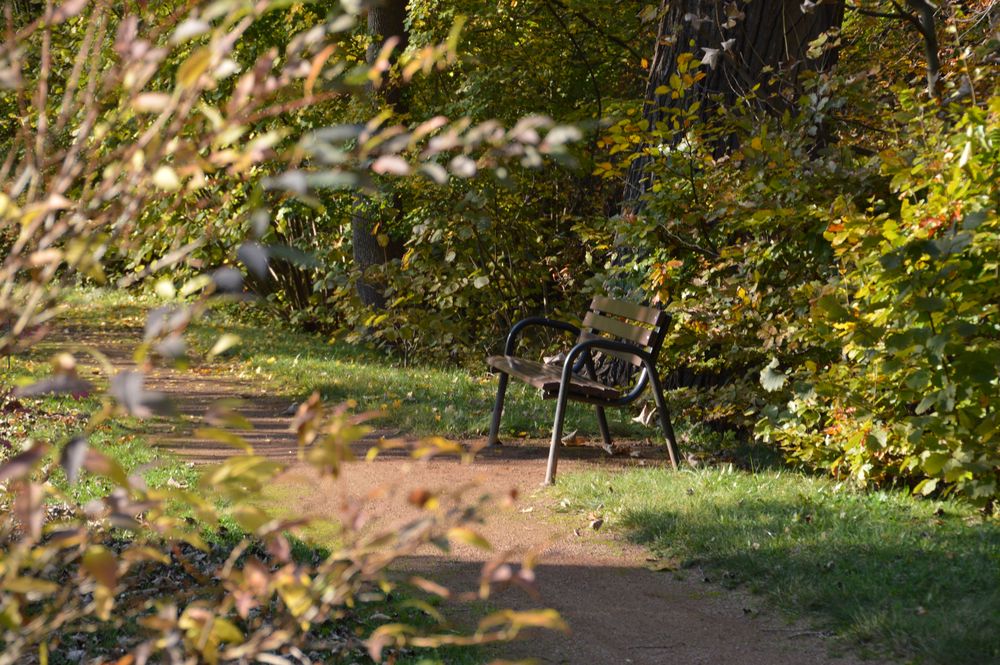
[1,353,199,504]
[54,287,684,444]
[554,467,1000,665]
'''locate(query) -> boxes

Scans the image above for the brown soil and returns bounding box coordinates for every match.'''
[74,327,879,665]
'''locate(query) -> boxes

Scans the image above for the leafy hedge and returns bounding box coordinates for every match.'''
[760,97,999,507]
[597,59,998,508]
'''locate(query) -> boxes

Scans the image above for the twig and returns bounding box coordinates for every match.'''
[546,0,645,63]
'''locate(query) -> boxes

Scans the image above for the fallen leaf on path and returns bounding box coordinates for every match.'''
[561,430,584,446]
[408,488,434,509]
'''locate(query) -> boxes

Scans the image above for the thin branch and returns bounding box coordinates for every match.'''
[546,0,645,63]
[887,0,925,31]
[850,6,914,21]
[844,0,922,28]
[541,0,604,119]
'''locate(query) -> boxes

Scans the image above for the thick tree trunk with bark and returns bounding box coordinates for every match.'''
[622,0,844,206]
[604,0,844,388]
[352,0,409,308]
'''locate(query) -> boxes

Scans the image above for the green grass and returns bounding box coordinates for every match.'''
[54,287,683,444]
[553,466,1000,665]
[1,349,197,504]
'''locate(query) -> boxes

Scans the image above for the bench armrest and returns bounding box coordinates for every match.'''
[505,317,581,355]
[565,337,654,368]
[561,338,657,399]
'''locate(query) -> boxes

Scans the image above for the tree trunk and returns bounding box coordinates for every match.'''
[622,0,844,207]
[352,0,409,308]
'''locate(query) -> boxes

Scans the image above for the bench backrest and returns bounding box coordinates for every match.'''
[578,296,670,368]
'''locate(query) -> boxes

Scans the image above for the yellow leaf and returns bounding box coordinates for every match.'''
[750,136,763,150]
[177,47,212,87]
[479,608,568,632]
[82,546,117,588]
[194,428,253,452]
[121,545,171,565]
[209,333,241,358]
[447,527,491,550]
[132,92,171,113]
[232,504,270,532]
[152,166,181,191]
[154,278,176,299]
[2,577,59,594]
[212,617,244,644]
[413,436,464,459]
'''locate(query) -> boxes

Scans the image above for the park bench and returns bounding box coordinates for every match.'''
[486,296,680,484]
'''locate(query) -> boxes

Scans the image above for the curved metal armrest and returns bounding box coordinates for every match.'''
[561,338,656,401]
[505,317,581,355]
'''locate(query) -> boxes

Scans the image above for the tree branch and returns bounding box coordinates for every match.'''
[546,0,645,63]
[846,3,919,26]
[541,0,604,119]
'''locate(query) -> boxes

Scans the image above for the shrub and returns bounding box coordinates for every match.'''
[0,1,566,660]
[592,31,999,508]
[759,96,1000,509]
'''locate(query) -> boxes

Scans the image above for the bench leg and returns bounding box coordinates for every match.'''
[648,369,680,470]
[595,406,612,449]
[487,372,509,446]
[544,385,571,485]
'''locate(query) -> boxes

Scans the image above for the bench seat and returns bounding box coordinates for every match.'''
[486,355,620,400]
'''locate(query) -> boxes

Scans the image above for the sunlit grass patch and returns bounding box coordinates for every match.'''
[1,345,197,503]
[554,467,1000,665]
[55,287,678,444]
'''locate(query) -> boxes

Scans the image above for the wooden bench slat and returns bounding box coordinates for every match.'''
[591,296,663,326]
[486,355,621,399]
[581,311,655,346]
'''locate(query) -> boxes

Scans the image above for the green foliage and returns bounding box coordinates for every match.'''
[588,12,1000,508]
[555,466,1000,665]
[184,0,654,358]
[595,64,881,426]
[759,97,1000,508]
[328,171,595,359]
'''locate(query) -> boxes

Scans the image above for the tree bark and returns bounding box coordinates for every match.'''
[351,0,409,308]
[622,0,844,207]
[905,0,941,98]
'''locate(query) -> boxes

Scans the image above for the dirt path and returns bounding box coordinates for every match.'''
[76,328,875,665]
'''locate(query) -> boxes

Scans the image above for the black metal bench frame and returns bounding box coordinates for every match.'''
[486,296,680,484]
